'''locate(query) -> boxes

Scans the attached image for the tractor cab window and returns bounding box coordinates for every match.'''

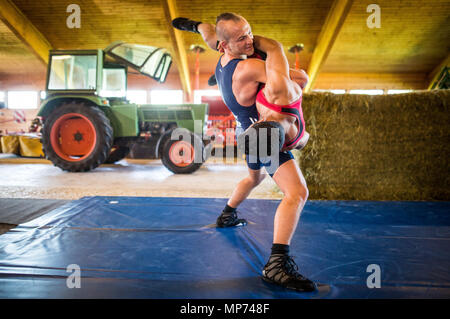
[101,68,126,98]
[48,55,97,90]
[105,42,172,83]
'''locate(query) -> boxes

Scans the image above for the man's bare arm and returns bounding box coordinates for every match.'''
[240,58,309,89]
[197,23,220,51]
[253,35,282,53]
[289,68,309,89]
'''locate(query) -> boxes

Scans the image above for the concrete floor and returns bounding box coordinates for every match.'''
[0,155,283,200]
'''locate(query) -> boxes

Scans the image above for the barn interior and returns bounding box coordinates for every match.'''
[0,0,449,301]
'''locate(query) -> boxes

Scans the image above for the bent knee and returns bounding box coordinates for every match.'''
[285,186,309,205]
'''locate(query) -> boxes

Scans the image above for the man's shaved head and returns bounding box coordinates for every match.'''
[215,12,254,57]
[215,12,245,41]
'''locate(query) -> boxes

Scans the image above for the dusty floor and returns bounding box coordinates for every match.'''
[0,155,283,200]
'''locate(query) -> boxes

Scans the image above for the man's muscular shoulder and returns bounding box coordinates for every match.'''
[234,58,266,84]
[231,59,266,106]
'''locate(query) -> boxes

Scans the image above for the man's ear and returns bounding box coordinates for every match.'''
[219,40,227,52]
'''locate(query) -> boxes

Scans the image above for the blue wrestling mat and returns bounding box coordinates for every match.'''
[0,196,449,299]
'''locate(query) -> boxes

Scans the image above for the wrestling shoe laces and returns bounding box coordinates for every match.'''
[262,254,317,292]
[216,210,247,228]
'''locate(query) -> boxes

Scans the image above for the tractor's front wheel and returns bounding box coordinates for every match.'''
[161,129,203,174]
[42,102,113,172]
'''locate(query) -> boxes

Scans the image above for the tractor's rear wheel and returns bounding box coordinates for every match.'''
[42,102,113,172]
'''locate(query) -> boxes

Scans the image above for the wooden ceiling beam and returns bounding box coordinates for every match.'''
[0,0,52,65]
[427,53,450,90]
[304,0,353,93]
[161,0,192,101]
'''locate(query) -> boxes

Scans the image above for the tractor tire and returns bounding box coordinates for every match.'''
[42,102,113,172]
[161,129,203,174]
[104,146,130,164]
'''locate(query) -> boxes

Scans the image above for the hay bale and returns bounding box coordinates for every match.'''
[1,135,20,155]
[296,89,450,201]
[18,136,44,158]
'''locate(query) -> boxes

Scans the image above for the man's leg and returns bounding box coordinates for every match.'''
[261,158,316,292]
[217,166,266,227]
[228,167,266,208]
[271,159,308,244]
[254,36,299,104]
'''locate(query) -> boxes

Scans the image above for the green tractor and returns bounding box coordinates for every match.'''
[38,42,209,174]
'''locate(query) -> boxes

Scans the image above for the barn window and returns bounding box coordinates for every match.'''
[313,89,346,94]
[150,90,183,104]
[194,90,221,104]
[387,90,413,94]
[126,90,147,104]
[7,91,38,109]
[349,90,384,95]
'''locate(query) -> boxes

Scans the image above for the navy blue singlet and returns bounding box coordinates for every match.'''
[215,56,259,134]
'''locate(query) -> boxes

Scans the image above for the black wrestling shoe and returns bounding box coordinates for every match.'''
[262,254,317,292]
[216,210,247,228]
[208,74,217,86]
[171,17,202,34]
